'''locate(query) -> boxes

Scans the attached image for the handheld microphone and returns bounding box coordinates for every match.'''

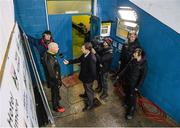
[59,53,64,58]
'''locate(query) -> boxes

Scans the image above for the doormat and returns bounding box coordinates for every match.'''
[62,73,81,88]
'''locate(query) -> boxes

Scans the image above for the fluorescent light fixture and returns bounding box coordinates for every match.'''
[118,10,137,21]
[65,11,79,14]
[119,7,131,9]
[124,21,137,27]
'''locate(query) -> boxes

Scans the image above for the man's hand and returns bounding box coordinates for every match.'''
[91,48,96,54]
[135,88,138,91]
[63,59,69,65]
[116,76,119,80]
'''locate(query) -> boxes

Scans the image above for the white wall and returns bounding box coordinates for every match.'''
[130,0,180,33]
[0,0,15,69]
[0,23,39,127]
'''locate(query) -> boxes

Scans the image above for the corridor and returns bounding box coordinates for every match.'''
[44,74,175,127]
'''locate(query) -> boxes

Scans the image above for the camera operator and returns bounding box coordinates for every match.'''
[91,36,104,54]
[115,31,141,97]
[117,31,141,79]
[93,37,113,99]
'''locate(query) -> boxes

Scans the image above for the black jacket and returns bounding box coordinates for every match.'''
[119,39,141,72]
[69,53,97,83]
[41,52,61,86]
[96,47,113,73]
[125,56,148,91]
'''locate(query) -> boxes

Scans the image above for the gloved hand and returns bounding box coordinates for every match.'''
[91,48,96,54]
[116,76,119,80]
[135,88,138,92]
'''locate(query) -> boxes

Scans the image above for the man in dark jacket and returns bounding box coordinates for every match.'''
[124,48,148,120]
[63,43,97,111]
[94,38,113,99]
[41,42,65,113]
[118,31,141,77]
[115,31,141,100]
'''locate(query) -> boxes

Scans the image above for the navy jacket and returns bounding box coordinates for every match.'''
[69,53,97,83]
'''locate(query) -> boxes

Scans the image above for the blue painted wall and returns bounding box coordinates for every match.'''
[48,14,73,75]
[14,0,180,123]
[96,0,117,21]
[118,1,180,123]
[14,0,47,37]
[135,4,180,123]
[97,0,180,123]
[14,0,73,76]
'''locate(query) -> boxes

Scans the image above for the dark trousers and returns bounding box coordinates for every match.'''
[124,84,136,114]
[97,71,102,89]
[84,82,94,106]
[100,72,109,94]
[50,83,60,110]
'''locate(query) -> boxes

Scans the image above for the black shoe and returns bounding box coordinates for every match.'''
[125,114,133,120]
[100,93,108,99]
[79,93,87,98]
[95,87,102,93]
[122,103,128,108]
[125,107,135,120]
[82,105,93,112]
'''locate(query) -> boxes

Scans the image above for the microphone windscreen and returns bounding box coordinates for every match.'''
[59,53,64,58]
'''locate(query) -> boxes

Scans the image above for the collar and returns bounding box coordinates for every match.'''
[84,51,90,58]
[47,51,56,55]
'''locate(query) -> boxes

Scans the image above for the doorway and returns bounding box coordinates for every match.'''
[72,15,91,72]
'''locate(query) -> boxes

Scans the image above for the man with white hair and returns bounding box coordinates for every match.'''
[41,42,65,113]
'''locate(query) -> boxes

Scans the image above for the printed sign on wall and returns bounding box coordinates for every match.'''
[0,23,38,127]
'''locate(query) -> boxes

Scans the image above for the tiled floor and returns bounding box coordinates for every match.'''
[44,76,177,127]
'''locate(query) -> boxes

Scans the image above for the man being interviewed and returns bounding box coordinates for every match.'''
[41,42,65,113]
[63,43,97,111]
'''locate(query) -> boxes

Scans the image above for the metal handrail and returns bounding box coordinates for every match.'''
[21,30,55,126]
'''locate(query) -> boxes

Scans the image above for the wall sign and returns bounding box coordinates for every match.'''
[0,23,38,127]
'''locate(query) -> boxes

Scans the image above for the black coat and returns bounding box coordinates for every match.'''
[41,52,61,86]
[69,53,97,83]
[120,39,141,72]
[96,47,113,73]
[124,56,148,91]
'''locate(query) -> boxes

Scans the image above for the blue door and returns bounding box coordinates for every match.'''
[49,15,73,76]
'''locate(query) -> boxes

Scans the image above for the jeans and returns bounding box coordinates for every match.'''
[100,72,109,94]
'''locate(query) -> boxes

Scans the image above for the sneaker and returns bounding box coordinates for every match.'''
[55,106,65,113]
[125,114,133,120]
[125,107,134,120]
